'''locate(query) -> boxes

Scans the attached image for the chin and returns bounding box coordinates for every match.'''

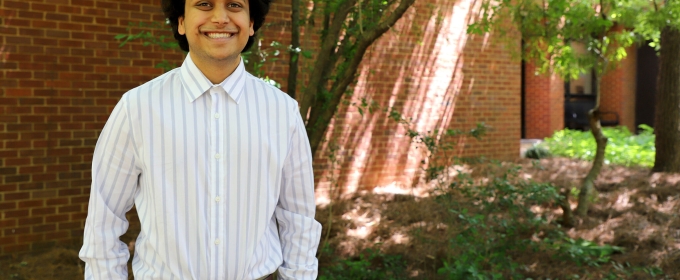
[201,50,239,61]
[211,54,240,62]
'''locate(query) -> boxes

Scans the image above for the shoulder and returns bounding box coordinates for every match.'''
[121,68,181,103]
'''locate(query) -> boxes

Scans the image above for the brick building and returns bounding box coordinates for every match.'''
[0,0,648,256]
[523,43,658,139]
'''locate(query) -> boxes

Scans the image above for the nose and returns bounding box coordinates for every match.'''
[211,6,230,25]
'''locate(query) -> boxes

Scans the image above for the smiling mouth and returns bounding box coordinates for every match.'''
[205,32,236,39]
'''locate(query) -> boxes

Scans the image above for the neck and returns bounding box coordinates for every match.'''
[190,53,241,84]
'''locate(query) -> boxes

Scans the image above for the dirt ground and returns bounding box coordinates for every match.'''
[1,158,679,279]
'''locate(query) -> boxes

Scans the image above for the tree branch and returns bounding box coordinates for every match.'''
[300,0,356,121]
[306,0,416,154]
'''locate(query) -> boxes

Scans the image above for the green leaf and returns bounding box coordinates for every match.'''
[301,50,313,59]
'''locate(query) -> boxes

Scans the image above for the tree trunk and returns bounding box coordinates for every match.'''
[559,188,574,227]
[652,26,680,173]
[575,72,608,217]
[287,0,300,100]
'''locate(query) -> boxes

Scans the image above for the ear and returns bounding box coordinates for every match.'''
[178,16,186,35]
[249,20,254,36]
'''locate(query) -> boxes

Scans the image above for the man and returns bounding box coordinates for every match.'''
[78,0,322,279]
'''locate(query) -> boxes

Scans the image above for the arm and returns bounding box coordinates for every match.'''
[275,102,323,280]
[78,96,141,280]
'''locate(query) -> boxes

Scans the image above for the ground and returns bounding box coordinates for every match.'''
[1,158,679,279]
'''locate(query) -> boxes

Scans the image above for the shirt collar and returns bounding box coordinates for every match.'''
[179,53,247,104]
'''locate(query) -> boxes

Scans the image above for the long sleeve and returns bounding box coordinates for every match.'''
[79,96,141,280]
[275,103,322,280]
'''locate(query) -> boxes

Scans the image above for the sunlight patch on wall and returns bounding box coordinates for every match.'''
[393,0,475,185]
[342,65,379,195]
[315,0,485,197]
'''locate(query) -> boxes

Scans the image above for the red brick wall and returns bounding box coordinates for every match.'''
[0,0,183,255]
[0,0,521,255]
[601,46,637,131]
[524,62,564,139]
[307,0,521,194]
[523,47,639,139]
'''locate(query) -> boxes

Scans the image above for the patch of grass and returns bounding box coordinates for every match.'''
[543,125,655,167]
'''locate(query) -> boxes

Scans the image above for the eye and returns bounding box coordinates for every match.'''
[227,2,243,10]
[195,1,212,9]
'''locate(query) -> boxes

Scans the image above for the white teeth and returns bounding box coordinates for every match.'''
[207,33,233,38]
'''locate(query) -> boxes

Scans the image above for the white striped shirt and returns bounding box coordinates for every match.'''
[79,54,322,280]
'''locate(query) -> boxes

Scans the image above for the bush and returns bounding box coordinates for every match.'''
[543,125,655,167]
[525,146,551,159]
[318,247,406,280]
[437,166,632,279]
[438,167,563,279]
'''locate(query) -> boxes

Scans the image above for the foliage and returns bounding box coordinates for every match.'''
[318,246,406,280]
[525,146,551,159]
[114,21,178,50]
[543,125,656,167]
[242,40,286,89]
[432,165,639,279]
[437,167,563,279]
[634,0,680,50]
[388,109,487,182]
[114,21,181,72]
[604,262,666,279]
[546,236,624,267]
[468,0,642,80]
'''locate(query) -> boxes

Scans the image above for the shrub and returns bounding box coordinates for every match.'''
[437,166,632,279]
[438,167,562,279]
[543,125,655,167]
[318,247,406,280]
[525,146,551,159]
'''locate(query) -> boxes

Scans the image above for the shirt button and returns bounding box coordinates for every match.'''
[214,153,221,159]
[214,239,220,245]
[214,113,220,119]
[215,196,221,202]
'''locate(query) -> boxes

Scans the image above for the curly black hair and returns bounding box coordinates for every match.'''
[162,0,271,53]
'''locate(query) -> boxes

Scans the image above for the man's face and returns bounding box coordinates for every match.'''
[178,0,254,65]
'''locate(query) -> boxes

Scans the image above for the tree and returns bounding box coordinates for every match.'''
[637,1,680,173]
[469,0,642,221]
[653,26,680,172]
[298,0,416,155]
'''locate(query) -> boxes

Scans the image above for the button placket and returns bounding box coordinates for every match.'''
[209,88,224,267]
